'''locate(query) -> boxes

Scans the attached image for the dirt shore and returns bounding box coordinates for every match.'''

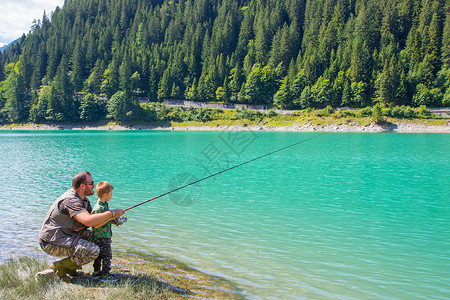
[0,120,449,133]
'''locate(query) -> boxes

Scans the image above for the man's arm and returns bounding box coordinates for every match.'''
[92,215,114,229]
[74,209,124,228]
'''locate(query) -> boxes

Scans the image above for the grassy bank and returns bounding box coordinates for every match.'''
[0,105,449,132]
[169,106,449,131]
[0,252,243,300]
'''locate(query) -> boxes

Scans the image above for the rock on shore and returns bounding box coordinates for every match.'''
[1,121,449,133]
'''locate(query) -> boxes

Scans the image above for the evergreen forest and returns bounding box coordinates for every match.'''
[0,0,449,124]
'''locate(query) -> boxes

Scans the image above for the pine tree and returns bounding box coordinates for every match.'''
[107,90,130,121]
[350,37,371,84]
[442,7,450,67]
[80,93,105,121]
[427,10,444,76]
[228,63,245,102]
[158,68,171,100]
[51,55,76,121]
[30,85,51,122]
[291,68,307,104]
[0,52,4,82]
[101,59,120,98]
[273,76,291,109]
[375,57,400,105]
[3,69,21,122]
[119,54,133,94]
[70,39,85,92]
[86,59,104,94]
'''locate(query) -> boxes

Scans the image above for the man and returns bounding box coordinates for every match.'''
[37,171,125,282]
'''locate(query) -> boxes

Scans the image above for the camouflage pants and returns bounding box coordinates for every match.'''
[40,230,100,266]
[92,238,112,274]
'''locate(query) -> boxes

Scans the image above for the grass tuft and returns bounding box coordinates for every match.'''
[0,253,243,300]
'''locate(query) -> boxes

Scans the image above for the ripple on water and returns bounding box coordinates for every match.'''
[1,131,449,300]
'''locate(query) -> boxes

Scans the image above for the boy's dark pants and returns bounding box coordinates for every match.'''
[93,238,112,274]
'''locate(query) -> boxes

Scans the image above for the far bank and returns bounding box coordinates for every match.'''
[1,116,449,133]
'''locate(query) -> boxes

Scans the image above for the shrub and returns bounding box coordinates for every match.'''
[184,108,214,122]
[267,110,277,117]
[443,89,450,107]
[80,93,107,121]
[413,84,442,106]
[358,107,372,117]
[107,91,131,122]
[234,109,264,120]
[372,104,384,124]
[169,107,185,122]
[418,105,432,118]
[337,110,356,118]
[314,106,334,117]
[387,105,417,118]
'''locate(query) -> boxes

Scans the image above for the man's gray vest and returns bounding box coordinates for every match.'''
[39,189,92,248]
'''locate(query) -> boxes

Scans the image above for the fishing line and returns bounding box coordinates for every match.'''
[125,131,329,211]
[77,131,328,231]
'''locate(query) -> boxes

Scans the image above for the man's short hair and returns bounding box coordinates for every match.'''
[72,171,92,189]
[96,181,114,197]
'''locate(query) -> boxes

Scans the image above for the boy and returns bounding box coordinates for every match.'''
[92,181,125,282]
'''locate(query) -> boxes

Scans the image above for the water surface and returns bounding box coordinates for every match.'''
[0,131,448,299]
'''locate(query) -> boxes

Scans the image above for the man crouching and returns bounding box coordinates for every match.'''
[37,171,125,282]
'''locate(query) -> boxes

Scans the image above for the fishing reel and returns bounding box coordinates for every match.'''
[114,216,127,225]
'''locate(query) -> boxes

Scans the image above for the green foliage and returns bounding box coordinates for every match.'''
[314,105,334,117]
[234,108,264,120]
[0,0,449,124]
[107,91,134,122]
[382,105,417,119]
[336,109,357,118]
[241,64,278,105]
[413,84,443,106]
[29,86,51,122]
[371,104,384,124]
[358,107,372,117]
[273,76,291,109]
[80,93,106,121]
[443,87,450,107]
[418,105,432,118]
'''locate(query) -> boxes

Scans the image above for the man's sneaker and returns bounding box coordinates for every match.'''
[100,273,119,283]
[91,271,103,280]
[67,269,86,277]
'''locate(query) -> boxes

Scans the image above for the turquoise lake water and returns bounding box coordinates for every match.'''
[0,130,449,299]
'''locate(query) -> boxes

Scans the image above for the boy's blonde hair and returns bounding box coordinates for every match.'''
[96,181,114,198]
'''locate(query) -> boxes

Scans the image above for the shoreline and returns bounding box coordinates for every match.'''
[0,120,449,133]
[1,250,244,299]
[110,250,245,299]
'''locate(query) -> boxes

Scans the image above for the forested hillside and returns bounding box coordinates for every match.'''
[0,0,449,123]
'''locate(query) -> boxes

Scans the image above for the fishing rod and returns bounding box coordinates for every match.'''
[77,132,328,231]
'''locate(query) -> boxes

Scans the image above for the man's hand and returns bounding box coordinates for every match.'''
[74,208,125,228]
[111,209,125,218]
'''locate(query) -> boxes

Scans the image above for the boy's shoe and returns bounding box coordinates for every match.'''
[100,273,119,283]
